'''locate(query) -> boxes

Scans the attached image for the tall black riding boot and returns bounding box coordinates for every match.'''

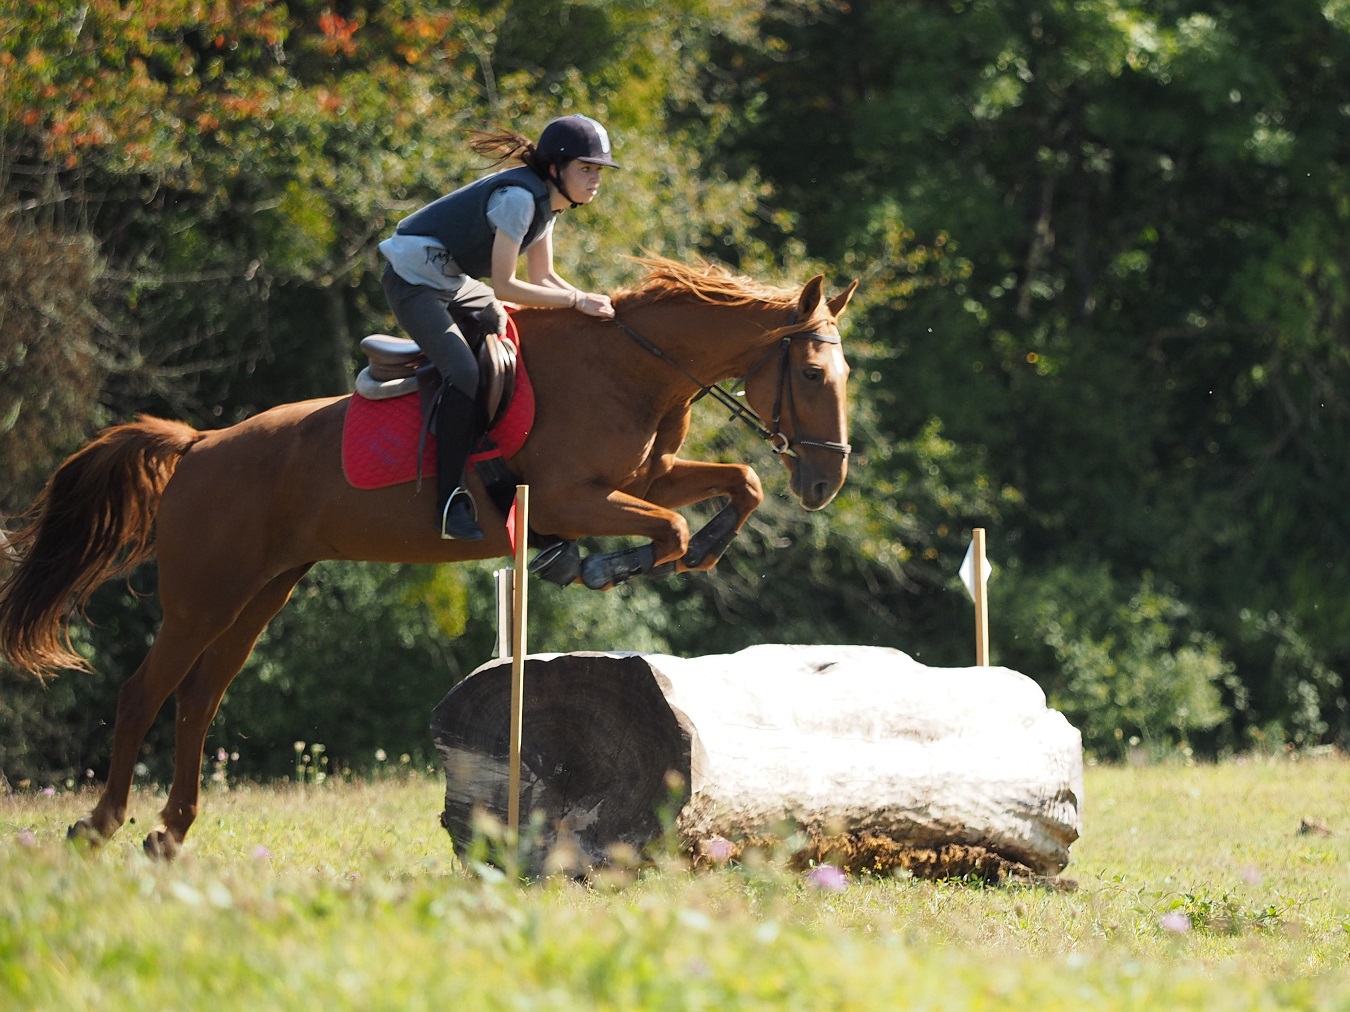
[433,386,484,541]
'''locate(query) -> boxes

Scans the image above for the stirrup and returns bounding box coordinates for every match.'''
[440,488,484,541]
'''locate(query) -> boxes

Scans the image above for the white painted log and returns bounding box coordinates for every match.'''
[431,644,1082,876]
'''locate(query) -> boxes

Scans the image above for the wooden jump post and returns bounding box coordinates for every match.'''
[507,484,529,837]
[960,528,991,666]
[973,528,989,666]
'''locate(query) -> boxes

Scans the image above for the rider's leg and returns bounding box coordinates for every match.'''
[381,267,484,539]
[433,384,482,540]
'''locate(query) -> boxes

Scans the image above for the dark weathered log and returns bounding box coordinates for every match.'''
[431,645,1082,876]
[432,652,693,862]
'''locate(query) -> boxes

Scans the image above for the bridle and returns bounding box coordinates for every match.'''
[612,316,852,459]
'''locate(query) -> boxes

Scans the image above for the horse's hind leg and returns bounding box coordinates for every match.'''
[70,617,225,846]
[143,565,311,860]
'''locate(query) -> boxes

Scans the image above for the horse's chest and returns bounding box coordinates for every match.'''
[625,435,665,480]
[616,420,683,490]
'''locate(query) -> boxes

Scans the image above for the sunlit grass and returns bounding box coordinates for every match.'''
[2,758,1349,1008]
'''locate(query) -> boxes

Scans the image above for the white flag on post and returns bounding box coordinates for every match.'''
[959,537,994,601]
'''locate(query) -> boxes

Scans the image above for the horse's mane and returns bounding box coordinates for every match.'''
[613,257,799,312]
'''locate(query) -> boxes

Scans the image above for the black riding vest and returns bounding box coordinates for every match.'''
[394,166,554,279]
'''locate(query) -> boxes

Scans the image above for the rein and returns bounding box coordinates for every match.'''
[611,317,852,459]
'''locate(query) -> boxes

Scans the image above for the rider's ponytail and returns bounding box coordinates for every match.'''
[468,129,549,178]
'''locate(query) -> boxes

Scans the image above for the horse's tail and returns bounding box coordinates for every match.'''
[0,416,205,678]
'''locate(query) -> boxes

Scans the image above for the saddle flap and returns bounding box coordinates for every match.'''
[477,332,517,430]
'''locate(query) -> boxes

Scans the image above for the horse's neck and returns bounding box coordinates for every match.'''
[624,300,785,385]
[514,301,785,419]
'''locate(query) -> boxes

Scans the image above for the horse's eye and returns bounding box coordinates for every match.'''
[803,366,825,383]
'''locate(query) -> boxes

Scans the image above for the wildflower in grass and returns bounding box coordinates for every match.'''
[211,748,231,787]
[312,743,328,784]
[806,864,848,892]
[251,844,272,860]
[702,835,734,863]
[41,787,55,796]
[1161,910,1191,934]
[17,830,36,848]
[756,921,781,944]
[678,908,711,932]
[1240,864,1262,886]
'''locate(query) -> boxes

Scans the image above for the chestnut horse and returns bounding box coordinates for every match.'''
[0,258,856,858]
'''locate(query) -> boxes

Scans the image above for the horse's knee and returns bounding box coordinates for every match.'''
[654,512,691,565]
[734,465,765,513]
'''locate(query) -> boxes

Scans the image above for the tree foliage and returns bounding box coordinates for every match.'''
[695,0,1350,753]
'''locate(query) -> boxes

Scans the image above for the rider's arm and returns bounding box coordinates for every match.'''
[489,228,572,308]
[524,230,573,293]
[490,227,613,318]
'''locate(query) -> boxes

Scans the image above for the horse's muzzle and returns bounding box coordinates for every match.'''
[789,456,848,510]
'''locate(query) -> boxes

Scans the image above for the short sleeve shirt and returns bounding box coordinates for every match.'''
[487,186,556,247]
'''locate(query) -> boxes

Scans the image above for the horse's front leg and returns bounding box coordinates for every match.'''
[642,459,764,572]
[530,486,693,591]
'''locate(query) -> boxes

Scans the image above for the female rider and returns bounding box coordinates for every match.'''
[379,114,620,540]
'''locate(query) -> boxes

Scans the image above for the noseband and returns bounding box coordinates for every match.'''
[612,318,852,459]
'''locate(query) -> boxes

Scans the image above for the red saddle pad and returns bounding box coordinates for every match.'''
[342,316,533,490]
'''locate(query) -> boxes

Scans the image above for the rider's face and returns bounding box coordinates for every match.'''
[556,160,605,204]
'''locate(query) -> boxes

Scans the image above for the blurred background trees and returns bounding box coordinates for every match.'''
[3,0,1347,783]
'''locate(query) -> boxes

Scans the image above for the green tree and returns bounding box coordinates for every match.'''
[703,0,1350,748]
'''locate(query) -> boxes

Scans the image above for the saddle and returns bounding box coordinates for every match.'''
[355,331,518,432]
[346,323,581,583]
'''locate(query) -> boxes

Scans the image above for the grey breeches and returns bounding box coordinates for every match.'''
[381,264,498,400]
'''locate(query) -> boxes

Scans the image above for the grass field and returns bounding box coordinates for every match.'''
[2,756,1349,1009]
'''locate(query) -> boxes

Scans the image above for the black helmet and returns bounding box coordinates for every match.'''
[536,115,621,169]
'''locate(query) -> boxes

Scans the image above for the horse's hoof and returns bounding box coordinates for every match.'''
[529,539,582,586]
[66,820,106,850]
[580,544,656,590]
[143,829,181,862]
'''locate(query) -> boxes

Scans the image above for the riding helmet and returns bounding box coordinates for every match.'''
[536,115,621,169]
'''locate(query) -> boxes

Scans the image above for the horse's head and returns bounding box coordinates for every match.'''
[744,275,858,511]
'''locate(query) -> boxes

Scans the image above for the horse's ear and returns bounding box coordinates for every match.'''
[797,275,826,318]
[827,279,859,318]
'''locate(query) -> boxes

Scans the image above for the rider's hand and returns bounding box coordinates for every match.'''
[574,292,615,320]
[479,299,509,336]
